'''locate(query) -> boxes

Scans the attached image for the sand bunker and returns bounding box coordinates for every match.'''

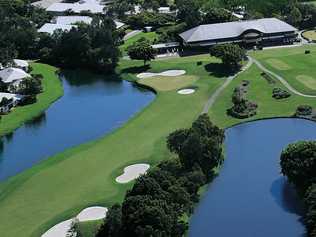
[137,70,186,79]
[77,206,108,222]
[116,164,150,183]
[42,219,73,237]
[42,206,108,237]
[178,89,196,95]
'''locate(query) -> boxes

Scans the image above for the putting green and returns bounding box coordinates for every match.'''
[296,75,316,89]
[138,75,198,91]
[302,30,316,41]
[265,58,291,70]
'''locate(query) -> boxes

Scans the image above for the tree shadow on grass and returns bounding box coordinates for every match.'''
[204,63,235,78]
[121,64,151,74]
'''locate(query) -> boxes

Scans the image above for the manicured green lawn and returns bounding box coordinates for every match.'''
[78,220,103,237]
[209,63,315,128]
[0,55,226,237]
[250,45,316,95]
[120,32,158,56]
[139,75,198,91]
[0,63,63,136]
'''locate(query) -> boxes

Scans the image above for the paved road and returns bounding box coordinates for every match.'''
[202,57,253,114]
[123,30,142,41]
[251,57,316,98]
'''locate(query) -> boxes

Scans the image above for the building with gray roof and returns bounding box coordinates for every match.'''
[179,18,298,47]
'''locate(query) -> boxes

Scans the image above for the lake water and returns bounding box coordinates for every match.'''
[0,70,154,181]
[189,118,316,237]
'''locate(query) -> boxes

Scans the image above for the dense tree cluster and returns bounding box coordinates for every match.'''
[97,114,225,237]
[227,81,258,119]
[126,11,175,29]
[0,0,52,66]
[280,141,316,236]
[38,16,121,72]
[127,38,156,65]
[210,44,246,71]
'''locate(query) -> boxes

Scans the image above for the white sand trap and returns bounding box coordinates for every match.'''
[77,206,108,222]
[116,164,150,183]
[137,70,186,79]
[42,206,108,237]
[178,89,195,95]
[41,219,73,237]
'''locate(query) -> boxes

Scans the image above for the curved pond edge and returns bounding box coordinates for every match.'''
[0,84,156,237]
[187,116,314,237]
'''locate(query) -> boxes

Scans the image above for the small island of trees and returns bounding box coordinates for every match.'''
[280,141,316,236]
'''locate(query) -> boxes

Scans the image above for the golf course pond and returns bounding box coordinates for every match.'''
[0,70,154,181]
[189,118,316,237]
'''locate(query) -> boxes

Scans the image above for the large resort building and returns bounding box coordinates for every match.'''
[179,18,298,48]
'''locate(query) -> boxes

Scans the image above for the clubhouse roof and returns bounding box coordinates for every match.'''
[180,18,298,45]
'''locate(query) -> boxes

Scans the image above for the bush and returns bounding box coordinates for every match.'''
[19,95,37,106]
[295,105,313,116]
[272,87,291,99]
[305,50,311,54]
[261,72,276,84]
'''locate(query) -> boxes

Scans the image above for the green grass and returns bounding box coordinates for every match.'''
[78,220,103,237]
[0,54,226,237]
[209,63,315,128]
[250,45,316,96]
[0,63,63,136]
[139,75,198,91]
[120,32,158,56]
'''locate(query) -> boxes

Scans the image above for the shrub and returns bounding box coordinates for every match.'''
[272,87,291,99]
[295,105,313,116]
[305,50,311,54]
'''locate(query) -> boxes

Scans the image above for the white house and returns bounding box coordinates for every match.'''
[0,93,24,114]
[46,0,105,15]
[13,59,29,71]
[0,68,31,84]
[158,7,172,14]
[38,23,76,34]
[53,15,93,25]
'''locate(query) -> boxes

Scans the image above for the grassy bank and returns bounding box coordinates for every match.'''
[0,55,226,237]
[209,46,316,128]
[250,45,316,95]
[0,63,63,136]
[120,32,158,55]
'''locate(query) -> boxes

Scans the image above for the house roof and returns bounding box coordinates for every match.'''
[38,23,75,34]
[0,93,23,102]
[31,0,62,9]
[46,1,104,14]
[52,16,124,28]
[179,18,298,43]
[0,68,31,83]
[13,59,29,69]
[54,16,93,25]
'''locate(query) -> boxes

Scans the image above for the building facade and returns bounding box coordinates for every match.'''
[179,18,298,48]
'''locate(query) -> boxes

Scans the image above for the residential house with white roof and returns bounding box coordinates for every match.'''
[13,59,29,71]
[46,0,105,15]
[0,93,24,114]
[38,23,76,34]
[0,68,31,84]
